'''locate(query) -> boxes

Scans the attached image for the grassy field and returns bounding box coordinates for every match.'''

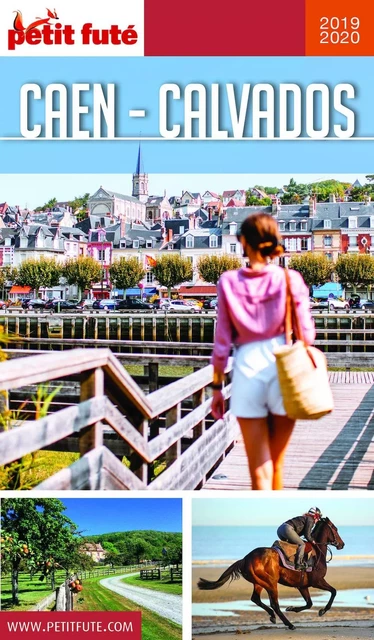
[75,575,181,640]
[125,364,193,377]
[121,573,182,595]
[1,570,66,611]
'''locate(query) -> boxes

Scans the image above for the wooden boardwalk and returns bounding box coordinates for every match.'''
[202,373,374,491]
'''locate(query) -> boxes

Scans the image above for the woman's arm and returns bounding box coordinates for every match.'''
[211,277,234,374]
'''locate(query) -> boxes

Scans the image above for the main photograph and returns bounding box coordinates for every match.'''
[0,167,372,491]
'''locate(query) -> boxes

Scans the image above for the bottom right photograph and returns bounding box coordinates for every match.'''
[192,496,374,640]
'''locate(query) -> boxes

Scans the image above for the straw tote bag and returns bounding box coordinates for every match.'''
[273,269,334,420]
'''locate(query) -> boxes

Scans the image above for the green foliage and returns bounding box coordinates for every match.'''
[16,258,61,296]
[85,530,182,567]
[245,195,272,206]
[68,193,90,212]
[335,254,374,291]
[62,257,102,297]
[109,257,146,297]
[197,254,242,285]
[0,266,18,288]
[151,255,193,295]
[1,499,84,604]
[288,254,333,288]
[253,185,278,195]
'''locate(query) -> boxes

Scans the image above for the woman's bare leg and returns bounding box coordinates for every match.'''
[268,414,295,490]
[237,417,273,490]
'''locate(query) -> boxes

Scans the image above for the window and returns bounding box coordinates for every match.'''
[324,219,331,229]
[301,221,307,231]
[186,235,194,248]
[133,240,139,249]
[230,243,237,254]
[370,217,374,229]
[279,221,285,231]
[325,253,333,261]
[209,235,218,248]
[146,272,154,283]
[98,249,105,261]
[324,236,332,247]
[146,240,153,248]
[349,235,357,246]
[289,221,296,231]
[229,222,237,236]
[289,238,297,251]
[301,238,308,251]
[179,225,185,235]
[349,217,357,229]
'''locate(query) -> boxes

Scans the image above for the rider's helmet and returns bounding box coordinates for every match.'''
[308,507,322,521]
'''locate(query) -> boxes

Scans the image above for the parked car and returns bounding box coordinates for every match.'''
[326,295,350,311]
[92,299,118,311]
[21,298,46,310]
[77,299,96,310]
[117,298,155,311]
[165,300,202,313]
[152,298,171,310]
[184,298,203,308]
[203,298,218,310]
[0,299,12,310]
[45,299,78,310]
[351,299,374,310]
[309,297,319,309]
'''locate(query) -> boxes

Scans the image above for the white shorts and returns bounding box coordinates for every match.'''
[230,335,287,418]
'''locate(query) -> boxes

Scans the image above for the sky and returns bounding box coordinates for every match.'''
[58,498,182,536]
[192,497,374,527]
[0,173,369,210]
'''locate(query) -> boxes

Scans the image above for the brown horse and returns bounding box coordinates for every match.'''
[198,517,345,630]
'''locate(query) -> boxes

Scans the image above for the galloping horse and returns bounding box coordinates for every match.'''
[198,517,344,630]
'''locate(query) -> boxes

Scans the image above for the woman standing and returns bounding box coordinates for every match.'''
[210,213,315,490]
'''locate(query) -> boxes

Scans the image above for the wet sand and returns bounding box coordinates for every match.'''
[192,566,374,603]
[192,566,374,637]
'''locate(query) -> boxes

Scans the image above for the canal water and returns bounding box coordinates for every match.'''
[192,589,374,617]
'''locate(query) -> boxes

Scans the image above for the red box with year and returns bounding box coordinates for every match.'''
[306,0,374,55]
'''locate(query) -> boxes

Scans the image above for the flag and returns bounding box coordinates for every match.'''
[146,255,157,267]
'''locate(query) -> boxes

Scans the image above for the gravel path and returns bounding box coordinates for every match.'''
[100,573,182,626]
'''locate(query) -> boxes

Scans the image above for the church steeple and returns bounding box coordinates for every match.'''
[132,144,148,203]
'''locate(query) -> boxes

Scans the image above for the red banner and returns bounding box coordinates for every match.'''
[0,612,141,640]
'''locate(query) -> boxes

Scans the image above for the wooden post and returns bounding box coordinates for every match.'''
[152,316,157,342]
[79,368,104,456]
[144,348,150,377]
[71,317,76,339]
[148,363,159,392]
[26,317,31,338]
[94,318,98,340]
[164,315,169,340]
[140,317,145,341]
[193,388,206,439]
[176,318,180,342]
[129,317,133,340]
[188,318,193,342]
[105,317,110,340]
[82,317,87,340]
[164,403,182,468]
[117,318,121,341]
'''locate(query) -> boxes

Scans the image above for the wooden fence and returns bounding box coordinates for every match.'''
[0,348,237,490]
[140,568,161,580]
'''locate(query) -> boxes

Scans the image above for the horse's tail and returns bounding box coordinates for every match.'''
[197,558,245,591]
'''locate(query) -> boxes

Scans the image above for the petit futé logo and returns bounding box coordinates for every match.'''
[8,7,138,50]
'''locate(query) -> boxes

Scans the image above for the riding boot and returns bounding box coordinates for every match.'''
[295,549,306,570]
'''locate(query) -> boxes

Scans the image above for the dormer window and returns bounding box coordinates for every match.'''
[186,235,194,249]
[348,217,357,229]
[229,222,237,236]
[146,240,153,248]
[279,221,285,231]
[210,235,218,248]
[179,225,185,235]
[324,219,331,229]
[120,240,127,248]
[370,216,374,229]
[301,221,307,231]
[289,221,296,231]
[133,240,139,249]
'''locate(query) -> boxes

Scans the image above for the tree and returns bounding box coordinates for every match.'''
[288,254,333,290]
[245,194,271,206]
[16,258,61,297]
[109,257,146,298]
[1,499,80,605]
[335,254,374,294]
[151,255,193,297]
[197,255,242,285]
[68,193,90,211]
[62,257,102,300]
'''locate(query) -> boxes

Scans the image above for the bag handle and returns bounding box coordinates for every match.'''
[284,269,305,346]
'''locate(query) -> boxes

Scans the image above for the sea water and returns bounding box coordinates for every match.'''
[193,526,374,566]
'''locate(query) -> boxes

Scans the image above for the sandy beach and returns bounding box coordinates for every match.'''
[192,565,374,637]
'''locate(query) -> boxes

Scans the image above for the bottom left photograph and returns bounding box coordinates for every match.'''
[0,497,182,640]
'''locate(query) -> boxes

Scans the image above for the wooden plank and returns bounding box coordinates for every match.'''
[79,368,105,456]
[0,397,106,466]
[103,399,151,462]
[100,447,147,490]
[149,411,240,490]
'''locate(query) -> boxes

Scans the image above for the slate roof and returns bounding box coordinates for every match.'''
[172,228,222,250]
[117,228,163,249]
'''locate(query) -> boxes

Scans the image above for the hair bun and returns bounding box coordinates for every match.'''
[270,245,284,258]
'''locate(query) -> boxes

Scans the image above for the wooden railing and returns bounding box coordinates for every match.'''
[0,349,237,490]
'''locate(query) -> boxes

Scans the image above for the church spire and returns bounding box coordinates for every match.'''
[132,143,148,203]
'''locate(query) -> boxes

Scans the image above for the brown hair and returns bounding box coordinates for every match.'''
[239,212,284,258]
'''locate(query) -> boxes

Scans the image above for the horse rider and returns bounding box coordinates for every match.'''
[277,507,322,570]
